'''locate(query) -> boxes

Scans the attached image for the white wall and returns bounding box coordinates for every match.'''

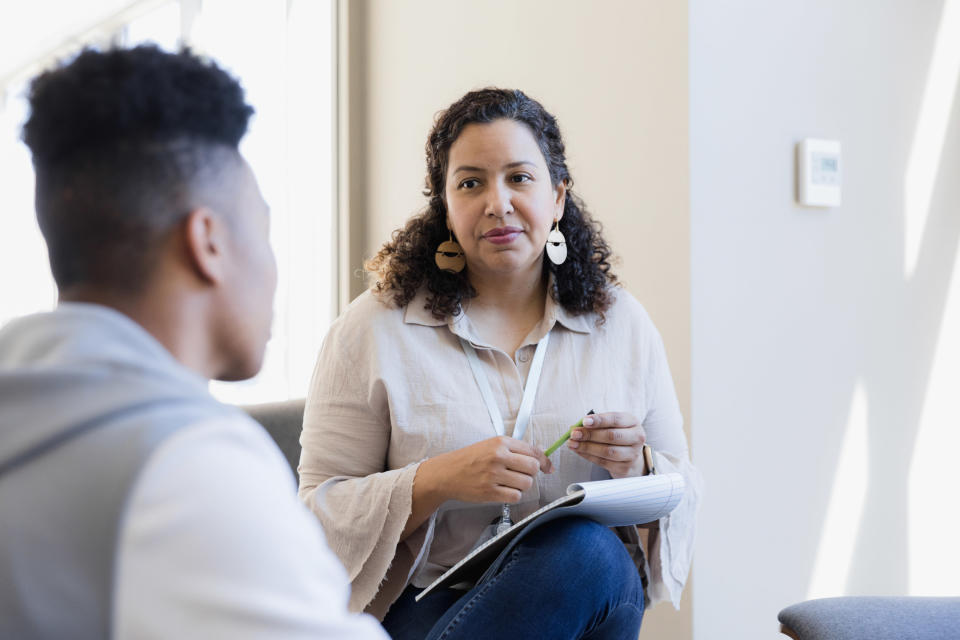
[690,1,960,638]
[343,1,692,637]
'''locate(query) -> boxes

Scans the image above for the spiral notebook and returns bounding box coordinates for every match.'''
[415,472,685,601]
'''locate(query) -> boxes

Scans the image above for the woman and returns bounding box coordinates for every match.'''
[299,89,701,639]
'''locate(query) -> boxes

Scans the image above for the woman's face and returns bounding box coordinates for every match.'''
[443,118,565,281]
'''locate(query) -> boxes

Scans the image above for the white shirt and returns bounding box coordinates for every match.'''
[114,414,388,639]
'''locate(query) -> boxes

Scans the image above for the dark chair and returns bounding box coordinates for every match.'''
[779,596,960,640]
[241,398,306,481]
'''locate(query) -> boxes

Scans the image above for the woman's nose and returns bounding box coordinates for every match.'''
[484,183,513,218]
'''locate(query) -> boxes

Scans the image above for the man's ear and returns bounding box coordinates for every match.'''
[183,207,227,285]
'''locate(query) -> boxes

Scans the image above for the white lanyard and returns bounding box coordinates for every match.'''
[459,331,550,441]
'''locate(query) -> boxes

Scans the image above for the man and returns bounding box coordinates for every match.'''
[0,46,386,639]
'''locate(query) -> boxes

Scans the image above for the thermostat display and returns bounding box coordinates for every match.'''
[797,139,841,207]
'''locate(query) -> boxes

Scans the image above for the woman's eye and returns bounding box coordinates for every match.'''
[459,178,480,189]
[511,174,532,184]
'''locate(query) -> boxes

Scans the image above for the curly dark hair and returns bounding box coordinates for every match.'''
[366,88,617,320]
[22,45,254,292]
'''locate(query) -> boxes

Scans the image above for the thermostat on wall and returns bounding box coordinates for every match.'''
[797,138,841,207]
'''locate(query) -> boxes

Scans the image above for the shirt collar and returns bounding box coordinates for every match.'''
[402,288,450,328]
[402,275,595,340]
[544,283,594,335]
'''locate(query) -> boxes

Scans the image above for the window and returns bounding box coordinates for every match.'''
[0,0,336,403]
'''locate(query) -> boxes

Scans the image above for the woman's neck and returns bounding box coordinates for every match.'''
[468,262,546,313]
[465,266,549,354]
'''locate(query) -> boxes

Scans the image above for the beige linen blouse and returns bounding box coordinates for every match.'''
[298,284,702,620]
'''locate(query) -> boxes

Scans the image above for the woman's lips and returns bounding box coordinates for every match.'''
[483,227,523,245]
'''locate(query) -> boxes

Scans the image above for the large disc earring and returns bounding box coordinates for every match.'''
[435,231,466,273]
[546,219,567,265]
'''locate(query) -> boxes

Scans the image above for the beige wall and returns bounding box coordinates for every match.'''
[338,1,690,636]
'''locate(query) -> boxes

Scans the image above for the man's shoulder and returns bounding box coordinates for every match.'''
[115,409,390,639]
[125,409,300,534]
[143,407,283,474]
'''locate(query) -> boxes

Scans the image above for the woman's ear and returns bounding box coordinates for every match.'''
[554,179,568,220]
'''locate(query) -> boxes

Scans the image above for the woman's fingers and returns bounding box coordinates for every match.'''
[570,411,645,449]
[492,485,524,504]
[502,453,540,477]
[569,440,639,462]
[496,469,535,494]
[570,424,646,447]
[504,437,554,474]
[564,412,650,478]
[437,436,554,504]
[582,411,636,429]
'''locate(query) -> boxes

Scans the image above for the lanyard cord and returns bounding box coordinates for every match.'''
[459,331,550,441]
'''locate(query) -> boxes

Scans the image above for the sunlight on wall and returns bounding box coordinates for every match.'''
[908,243,960,596]
[904,0,960,597]
[904,0,960,278]
[806,382,869,599]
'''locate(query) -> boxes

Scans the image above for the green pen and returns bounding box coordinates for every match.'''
[544,410,595,457]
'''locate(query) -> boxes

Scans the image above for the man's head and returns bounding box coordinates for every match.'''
[22,46,277,381]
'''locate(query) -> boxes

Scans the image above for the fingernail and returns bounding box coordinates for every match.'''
[583,417,594,427]
[568,440,579,449]
[571,429,583,441]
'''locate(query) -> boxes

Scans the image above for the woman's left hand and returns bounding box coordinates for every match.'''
[567,411,647,478]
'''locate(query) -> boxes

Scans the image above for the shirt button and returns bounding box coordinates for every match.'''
[518,352,530,363]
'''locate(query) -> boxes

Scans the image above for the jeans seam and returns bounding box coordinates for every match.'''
[435,549,522,640]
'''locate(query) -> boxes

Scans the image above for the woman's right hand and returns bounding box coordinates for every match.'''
[418,436,554,505]
[402,437,553,540]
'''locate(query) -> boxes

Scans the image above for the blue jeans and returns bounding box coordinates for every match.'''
[382,517,644,640]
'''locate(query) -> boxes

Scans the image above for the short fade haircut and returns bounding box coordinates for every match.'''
[22,45,254,292]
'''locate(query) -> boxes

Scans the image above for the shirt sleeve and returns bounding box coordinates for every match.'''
[297,318,428,616]
[112,416,388,640]
[639,325,704,610]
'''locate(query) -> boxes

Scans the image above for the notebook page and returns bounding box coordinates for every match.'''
[563,473,685,526]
